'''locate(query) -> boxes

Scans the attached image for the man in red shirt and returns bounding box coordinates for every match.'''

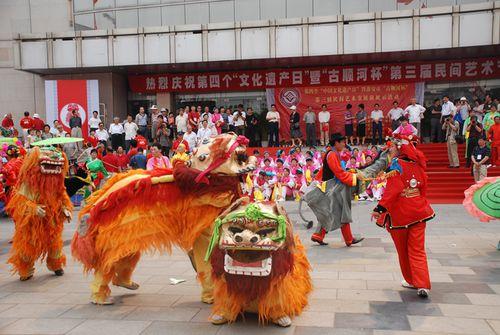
[372,138,435,298]
[172,131,190,153]
[2,113,14,129]
[102,147,119,173]
[32,114,45,131]
[115,146,130,172]
[188,106,200,132]
[310,133,364,246]
[488,116,500,166]
[19,111,34,129]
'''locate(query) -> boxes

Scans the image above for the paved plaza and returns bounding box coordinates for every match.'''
[0,202,499,335]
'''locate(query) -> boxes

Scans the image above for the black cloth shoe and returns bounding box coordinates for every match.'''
[54,269,64,276]
[350,237,365,245]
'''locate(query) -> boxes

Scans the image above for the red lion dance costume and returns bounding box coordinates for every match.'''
[372,137,435,298]
[71,133,258,305]
[7,146,72,281]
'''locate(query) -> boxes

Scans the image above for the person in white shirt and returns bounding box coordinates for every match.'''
[266,104,280,147]
[123,115,139,151]
[50,120,60,136]
[441,95,455,118]
[318,104,331,146]
[387,101,404,131]
[196,120,212,146]
[232,106,246,136]
[404,98,426,137]
[183,125,197,151]
[89,111,102,133]
[109,117,125,150]
[175,108,188,133]
[371,103,384,145]
[95,122,109,145]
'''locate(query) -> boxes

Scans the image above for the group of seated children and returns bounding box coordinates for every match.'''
[248,148,322,201]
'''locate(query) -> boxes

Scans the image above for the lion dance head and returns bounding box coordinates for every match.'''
[18,146,68,195]
[206,198,311,325]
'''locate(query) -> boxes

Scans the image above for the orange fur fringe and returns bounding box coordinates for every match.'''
[71,166,240,275]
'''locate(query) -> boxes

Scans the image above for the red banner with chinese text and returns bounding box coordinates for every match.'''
[128,57,499,93]
[274,83,416,141]
[56,80,89,138]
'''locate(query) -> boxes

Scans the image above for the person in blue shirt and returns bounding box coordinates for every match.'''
[129,147,147,170]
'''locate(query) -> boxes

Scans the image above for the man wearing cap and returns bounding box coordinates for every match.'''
[135,107,148,138]
[32,114,45,131]
[310,133,364,246]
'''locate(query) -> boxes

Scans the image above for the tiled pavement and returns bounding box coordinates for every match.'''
[0,202,499,335]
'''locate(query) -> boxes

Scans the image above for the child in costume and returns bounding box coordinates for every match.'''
[288,157,301,175]
[360,171,387,201]
[7,146,72,281]
[278,167,295,200]
[352,148,366,166]
[171,143,190,166]
[293,169,306,200]
[86,149,109,188]
[346,157,359,170]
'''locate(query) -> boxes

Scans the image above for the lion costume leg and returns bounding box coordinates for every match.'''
[91,270,114,304]
[192,227,215,304]
[46,235,66,274]
[112,252,141,290]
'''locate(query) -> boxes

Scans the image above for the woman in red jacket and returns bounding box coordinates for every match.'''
[372,138,435,298]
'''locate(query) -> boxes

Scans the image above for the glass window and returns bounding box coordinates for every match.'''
[341,0,368,15]
[74,0,94,12]
[116,0,137,7]
[210,1,235,23]
[94,0,115,10]
[162,5,185,25]
[287,0,312,18]
[95,11,116,29]
[235,0,259,21]
[186,3,209,24]
[116,9,139,28]
[260,0,285,20]
[139,7,162,27]
[368,0,396,12]
[313,0,340,16]
[74,14,94,30]
[139,0,160,4]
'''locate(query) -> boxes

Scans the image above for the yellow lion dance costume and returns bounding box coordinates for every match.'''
[7,146,72,281]
[205,198,312,327]
[71,133,257,304]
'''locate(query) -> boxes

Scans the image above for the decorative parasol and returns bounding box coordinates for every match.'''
[0,137,18,144]
[32,137,84,147]
[463,177,499,223]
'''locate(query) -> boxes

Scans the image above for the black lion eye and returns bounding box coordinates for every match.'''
[229,227,243,234]
[256,228,275,238]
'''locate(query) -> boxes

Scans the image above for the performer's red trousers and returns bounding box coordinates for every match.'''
[312,223,354,246]
[388,222,431,289]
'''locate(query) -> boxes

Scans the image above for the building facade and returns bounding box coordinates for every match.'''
[1,0,499,128]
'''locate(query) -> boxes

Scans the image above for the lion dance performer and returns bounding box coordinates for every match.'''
[372,136,435,298]
[306,133,366,246]
[205,198,311,327]
[7,146,72,281]
[71,133,257,305]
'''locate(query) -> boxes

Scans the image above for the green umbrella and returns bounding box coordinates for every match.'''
[0,137,18,144]
[32,137,84,147]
